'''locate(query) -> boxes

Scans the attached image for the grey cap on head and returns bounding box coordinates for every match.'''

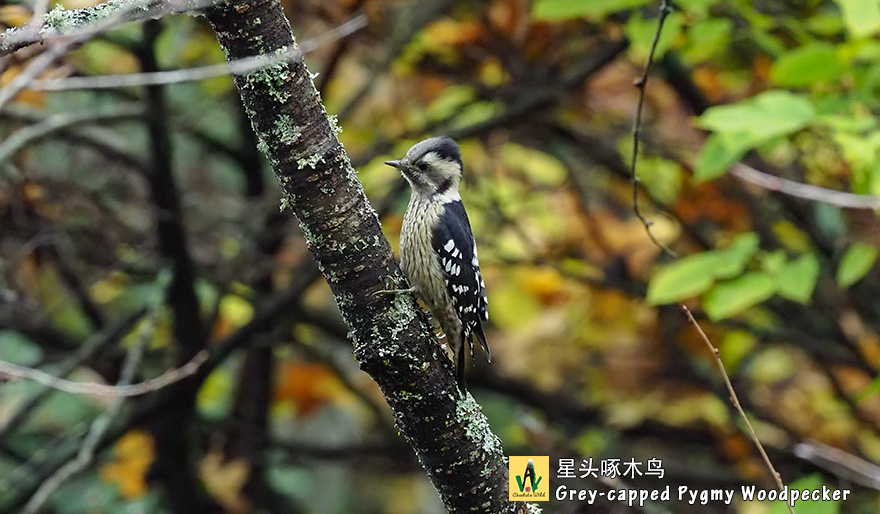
[385,136,462,169]
[404,136,461,164]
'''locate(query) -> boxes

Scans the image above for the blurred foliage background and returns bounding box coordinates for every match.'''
[2,0,880,513]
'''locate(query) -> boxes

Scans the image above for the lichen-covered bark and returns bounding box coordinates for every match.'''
[205,1,521,512]
[0,0,203,57]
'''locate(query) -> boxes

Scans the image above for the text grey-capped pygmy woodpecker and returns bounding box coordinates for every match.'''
[384,136,490,391]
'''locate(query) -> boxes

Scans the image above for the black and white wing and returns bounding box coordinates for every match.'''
[432,200,490,361]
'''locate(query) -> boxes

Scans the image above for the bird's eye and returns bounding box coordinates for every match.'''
[416,162,428,172]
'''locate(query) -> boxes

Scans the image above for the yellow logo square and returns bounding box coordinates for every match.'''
[508,456,549,501]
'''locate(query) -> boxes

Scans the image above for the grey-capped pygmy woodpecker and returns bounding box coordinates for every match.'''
[383,137,490,390]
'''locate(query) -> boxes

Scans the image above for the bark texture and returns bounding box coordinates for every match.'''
[205,1,521,512]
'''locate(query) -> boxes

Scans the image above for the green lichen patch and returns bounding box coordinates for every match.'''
[243,61,293,104]
[44,0,140,33]
[297,220,327,250]
[328,114,343,135]
[296,153,322,169]
[396,389,422,402]
[279,195,292,213]
[272,115,301,144]
[389,292,419,341]
[256,136,269,155]
[456,392,503,456]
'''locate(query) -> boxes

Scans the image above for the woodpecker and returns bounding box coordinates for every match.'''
[384,136,490,390]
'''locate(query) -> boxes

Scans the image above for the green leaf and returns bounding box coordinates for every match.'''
[680,18,734,64]
[837,243,878,288]
[674,0,716,15]
[697,91,816,147]
[834,0,880,38]
[532,0,650,19]
[637,156,683,204]
[719,330,756,370]
[646,233,761,305]
[703,272,776,320]
[0,331,44,366]
[426,85,475,122]
[500,143,567,186]
[646,253,722,305]
[814,114,876,133]
[761,250,787,275]
[770,43,845,88]
[694,134,748,181]
[776,254,820,303]
[714,232,761,279]
[806,11,846,36]
[815,203,846,239]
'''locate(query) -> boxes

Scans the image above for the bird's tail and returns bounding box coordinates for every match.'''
[456,345,466,392]
[474,322,491,363]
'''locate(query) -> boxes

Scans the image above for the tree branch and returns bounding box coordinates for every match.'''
[20,305,152,514]
[204,1,520,511]
[0,0,209,57]
[136,19,217,514]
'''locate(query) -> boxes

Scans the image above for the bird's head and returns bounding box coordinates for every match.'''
[385,136,462,197]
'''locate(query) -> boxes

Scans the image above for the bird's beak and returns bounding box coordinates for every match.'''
[384,159,405,169]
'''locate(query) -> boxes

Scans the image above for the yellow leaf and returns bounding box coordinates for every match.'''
[424,19,483,47]
[0,66,45,107]
[90,270,128,305]
[516,266,568,305]
[274,362,351,416]
[213,294,254,338]
[100,430,155,499]
[200,451,250,512]
[0,6,33,27]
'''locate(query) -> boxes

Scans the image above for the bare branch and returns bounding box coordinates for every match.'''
[0,104,143,165]
[732,163,880,210]
[630,0,677,257]
[0,0,212,57]
[20,307,152,514]
[682,306,796,514]
[0,0,153,110]
[632,11,795,510]
[0,350,208,398]
[0,310,145,440]
[26,14,368,91]
[793,440,880,490]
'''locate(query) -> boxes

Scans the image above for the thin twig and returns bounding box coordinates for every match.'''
[0,0,214,57]
[732,163,880,210]
[27,14,368,91]
[630,0,676,257]
[793,440,880,490]
[0,104,144,165]
[0,0,153,111]
[20,308,153,514]
[315,0,366,93]
[682,306,795,514]
[0,350,208,398]
[0,310,144,439]
[633,5,793,509]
